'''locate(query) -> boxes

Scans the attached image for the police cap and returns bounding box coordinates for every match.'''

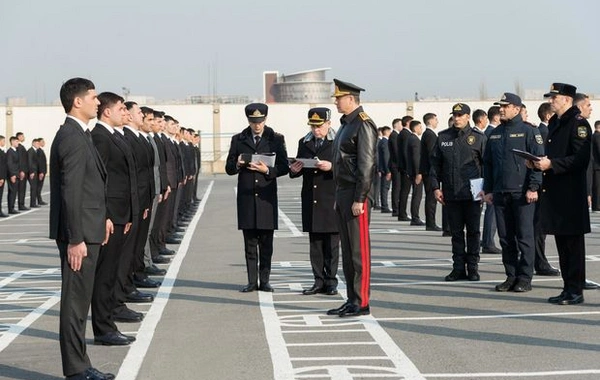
[543,83,577,98]
[245,103,268,123]
[450,103,471,115]
[307,107,331,126]
[332,78,365,97]
[494,92,523,107]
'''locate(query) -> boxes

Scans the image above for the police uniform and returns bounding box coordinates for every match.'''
[540,83,591,304]
[290,108,340,295]
[483,93,544,291]
[225,103,290,292]
[430,103,486,280]
[328,79,378,317]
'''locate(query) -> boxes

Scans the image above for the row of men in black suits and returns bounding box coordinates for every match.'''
[0,134,48,216]
[50,78,201,380]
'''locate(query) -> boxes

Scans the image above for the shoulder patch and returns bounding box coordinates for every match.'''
[577,126,588,139]
[359,112,371,121]
[535,134,543,145]
[467,135,476,145]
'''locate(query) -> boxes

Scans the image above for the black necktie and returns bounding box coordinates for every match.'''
[254,135,261,146]
[316,138,323,149]
[85,129,92,143]
[147,135,153,144]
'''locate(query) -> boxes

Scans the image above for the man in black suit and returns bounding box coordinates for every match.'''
[480,106,502,254]
[592,120,600,211]
[420,113,441,230]
[378,126,392,213]
[388,118,402,216]
[290,107,340,296]
[6,137,20,214]
[49,77,115,380]
[15,132,29,211]
[90,92,140,346]
[226,103,289,292]
[407,120,424,225]
[0,135,7,217]
[36,138,48,205]
[27,138,39,208]
[397,115,414,221]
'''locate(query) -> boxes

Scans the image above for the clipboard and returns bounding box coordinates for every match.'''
[511,149,541,162]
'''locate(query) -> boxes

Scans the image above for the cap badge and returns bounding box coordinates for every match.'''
[251,109,263,117]
[310,112,322,121]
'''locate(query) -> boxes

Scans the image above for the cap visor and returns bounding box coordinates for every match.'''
[248,117,266,123]
[494,101,510,105]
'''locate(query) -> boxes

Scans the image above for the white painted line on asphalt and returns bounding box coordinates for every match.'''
[116,180,214,380]
[372,278,562,287]
[423,369,600,377]
[291,356,390,361]
[259,291,295,379]
[282,329,367,334]
[279,206,303,237]
[287,341,378,347]
[377,310,600,322]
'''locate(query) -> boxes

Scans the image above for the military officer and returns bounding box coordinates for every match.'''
[290,107,340,296]
[534,83,591,305]
[326,79,378,318]
[225,103,289,293]
[483,93,544,293]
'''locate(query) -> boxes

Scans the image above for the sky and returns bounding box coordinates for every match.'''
[1,0,599,104]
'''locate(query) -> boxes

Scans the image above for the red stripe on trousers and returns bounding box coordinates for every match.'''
[359,199,370,307]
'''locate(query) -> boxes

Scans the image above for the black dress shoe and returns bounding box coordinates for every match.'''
[145,264,167,276]
[240,283,258,292]
[152,255,171,264]
[8,210,20,214]
[259,283,274,292]
[495,277,515,292]
[125,290,154,303]
[324,286,338,295]
[38,201,48,206]
[177,222,189,227]
[398,216,411,222]
[481,246,502,254]
[113,308,144,323]
[512,279,532,292]
[134,277,161,288]
[29,204,40,208]
[18,206,30,211]
[327,301,351,315]
[165,237,182,244]
[410,218,426,226]
[381,209,392,213]
[302,285,324,295]
[174,227,186,233]
[94,331,131,346]
[339,304,370,317]
[159,248,176,256]
[558,293,584,305]
[391,212,398,217]
[67,367,115,380]
[167,233,183,240]
[442,230,452,237]
[426,225,442,231]
[445,269,467,282]
[584,280,600,290]
[548,291,568,304]
[536,268,560,276]
[467,269,480,281]
[0,212,8,218]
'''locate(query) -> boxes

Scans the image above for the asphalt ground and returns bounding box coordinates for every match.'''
[0,175,598,380]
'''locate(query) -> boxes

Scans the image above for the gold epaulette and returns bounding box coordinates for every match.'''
[359,112,371,121]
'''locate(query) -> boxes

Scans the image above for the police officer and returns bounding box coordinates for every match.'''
[290,107,340,296]
[225,103,289,293]
[326,79,378,317]
[483,93,544,293]
[430,103,485,281]
[534,83,591,305]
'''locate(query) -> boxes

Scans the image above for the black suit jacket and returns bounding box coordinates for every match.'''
[17,143,28,173]
[49,117,107,244]
[592,131,600,171]
[161,134,179,188]
[378,138,390,174]
[6,148,19,177]
[123,127,153,211]
[0,149,6,180]
[152,133,168,193]
[91,124,139,225]
[388,130,399,171]
[397,128,411,174]
[27,148,38,175]
[420,128,437,176]
[406,132,421,178]
[37,147,48,174]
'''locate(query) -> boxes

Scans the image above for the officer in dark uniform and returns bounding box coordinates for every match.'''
[483,93,544,293]
[326,79,378,318]
[290,107,340,296]
[0,135,7,217]
[225,103,289,293]
[430,103,486,281]
[534,83,591,305]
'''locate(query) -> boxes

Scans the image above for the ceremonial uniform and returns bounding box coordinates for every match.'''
[329,79,378,316]
[290,108,340,295]
[225,103,289,292]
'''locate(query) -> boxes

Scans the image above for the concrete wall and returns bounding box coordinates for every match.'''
[4,100,599,173]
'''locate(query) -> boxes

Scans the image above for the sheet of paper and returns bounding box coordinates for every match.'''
[293,158,320,168]
[511,148,541,162]
[470,178,484,201]
[250,153,276,167]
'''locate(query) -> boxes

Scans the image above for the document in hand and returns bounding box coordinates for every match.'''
[470,178,484,201]
[241,153,276,167]
[290,157,320,168]
[511,149,541,162]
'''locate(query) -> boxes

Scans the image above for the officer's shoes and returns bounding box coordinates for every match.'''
[467,269,480,281]
[339,304,370,318]
[327,301,351,315]
[445,269,467,282]
[495,277,516,292]
[512,279,532,292]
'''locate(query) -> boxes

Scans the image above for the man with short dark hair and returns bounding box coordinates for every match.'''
[27,138,40,208]
[480,106,502,254]
[407,120,424,225]
[36,138,48,205]
[591,120,600,212]
[420,113,441,230]
[378,126,393,213]
[0,135,7,217]
[397,115,414,221]
[15,132,29,211]
[388,118,402,216]
[6,136,20,215]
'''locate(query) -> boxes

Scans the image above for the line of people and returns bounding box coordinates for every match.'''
[50,78,201,380]
[0,133,48,216]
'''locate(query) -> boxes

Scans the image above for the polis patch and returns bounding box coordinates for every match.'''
[535,134,543,144]
[467,136,476,145]
[577,126,588,138]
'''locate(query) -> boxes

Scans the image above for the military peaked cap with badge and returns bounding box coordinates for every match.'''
[245,103,268,123]
[543,83,577,98]
[494,92,523,107]
[307,107,331,126]
[332,78,365,97]
[450,103,471,115]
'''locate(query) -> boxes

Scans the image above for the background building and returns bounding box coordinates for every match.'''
[264,68,332,103]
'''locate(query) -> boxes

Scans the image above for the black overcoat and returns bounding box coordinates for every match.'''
[225,126,289,230]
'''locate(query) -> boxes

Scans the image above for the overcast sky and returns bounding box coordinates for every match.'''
[1,0,599,104]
